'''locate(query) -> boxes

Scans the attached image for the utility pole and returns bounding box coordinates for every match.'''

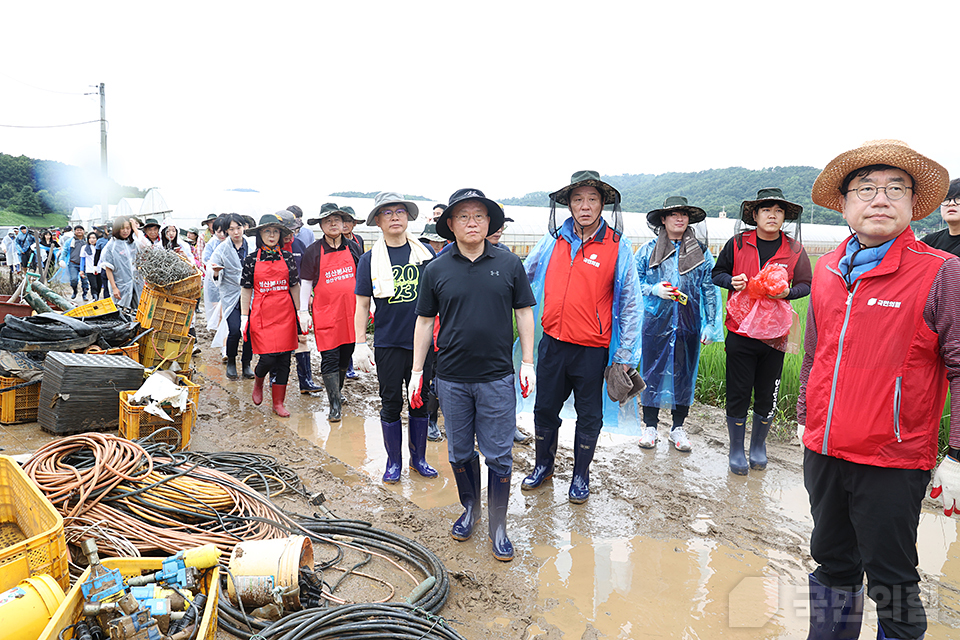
[100,82,108,226]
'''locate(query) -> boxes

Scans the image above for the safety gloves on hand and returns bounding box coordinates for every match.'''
[297,309,311,333]
[931,454,960,516]
[240,315,248,336]
[353,343,375,372]
[408,370,424,409]
[519,362,536,398]
[652,282,673,299]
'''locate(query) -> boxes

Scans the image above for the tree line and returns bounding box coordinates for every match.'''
[0,153,144,217]
[500,166,947,235]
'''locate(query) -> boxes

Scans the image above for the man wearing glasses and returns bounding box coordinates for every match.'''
[799,141,960,639]
[409,188,535,561]
[921,178,960,257]
[353,192,439,485]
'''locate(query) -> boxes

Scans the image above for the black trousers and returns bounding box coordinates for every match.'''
[374,346,432,423]
[320,343,355,375]
[225,304,252,363]
[533,334,608,440]
[724,331,786,420]
[87,273,102,299]
[254,351,291,385]
[803,448,930,639]
[642,404,689,429]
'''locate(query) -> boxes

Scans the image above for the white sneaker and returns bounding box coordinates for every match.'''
[638,426,658,449]
[669,427,692,452]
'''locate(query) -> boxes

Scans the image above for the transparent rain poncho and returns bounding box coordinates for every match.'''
[98,238,143,308]
[635,235,723,409]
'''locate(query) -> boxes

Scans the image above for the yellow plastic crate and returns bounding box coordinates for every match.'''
[139,332,194,372]
[118,376,200,450]
[0,375,40,424]
[39,557,219,640]
[82,343,139,361]
[0,455,69,592]
[136,289,195,337]
[145,269,202,302]
[64,297,117,318]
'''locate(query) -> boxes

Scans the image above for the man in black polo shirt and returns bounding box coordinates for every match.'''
[410,188,536,562]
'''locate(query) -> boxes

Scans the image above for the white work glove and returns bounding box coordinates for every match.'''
[931,454,960,517]
[519,361,536,398]
[240,315,248,336]
[298,309,311,334]
[796,423,805,444]
[700,328,711,345]
[408,370,424,409]
[353,342,375,372]
[59,260,66,268]
[652,281,674,300]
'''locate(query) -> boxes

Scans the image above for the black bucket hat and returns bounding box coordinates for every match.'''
[307,203,348,226]
[548,170,623,240]
[646,196,707,229]
[340,206,362,223]
[740,188,803,224]
[435,188,504,241]
[142,218,161,229]
[244,212,289,237]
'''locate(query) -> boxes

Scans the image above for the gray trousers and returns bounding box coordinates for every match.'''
[437,373,515,476]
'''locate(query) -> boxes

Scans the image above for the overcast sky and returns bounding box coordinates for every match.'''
[2,1,958,214]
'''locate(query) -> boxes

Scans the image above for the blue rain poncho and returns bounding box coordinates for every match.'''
[635,234,723,409]
[514,216,644,435]
[98,237,143,308]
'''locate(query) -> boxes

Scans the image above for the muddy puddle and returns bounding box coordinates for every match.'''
[2,355,958,639]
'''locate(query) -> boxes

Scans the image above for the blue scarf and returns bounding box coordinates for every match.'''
[838,236,895,286]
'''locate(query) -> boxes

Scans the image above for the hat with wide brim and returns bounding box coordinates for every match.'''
[307,203,349,226]
[419,223,445,243]
[340,206,363,223]
[244,212,290,237]
[180,227,200,237]
[812,139,949,220]
[435,188,504,241]
[277,209,300,232]
[549,170,620,206]
[646,196,707,228]
[740,188,803,225]
[142,218,161,229]
[366,192,420,226]
[200,214,217,227]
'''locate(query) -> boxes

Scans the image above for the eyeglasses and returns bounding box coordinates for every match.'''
[453,213,489,224]
[379,208,407,219]
[846,184,912,202]
[942,198,960,207]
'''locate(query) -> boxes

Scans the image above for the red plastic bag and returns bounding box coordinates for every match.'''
[727,264,793,339]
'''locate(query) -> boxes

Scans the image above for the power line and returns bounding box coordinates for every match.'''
[0,71,89,96]
[0,120,100,129]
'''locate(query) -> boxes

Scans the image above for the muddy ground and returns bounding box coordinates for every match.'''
[2,315,958,639]
[183,319,960,640]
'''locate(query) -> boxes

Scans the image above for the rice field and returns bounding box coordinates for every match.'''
[695,285,951,454]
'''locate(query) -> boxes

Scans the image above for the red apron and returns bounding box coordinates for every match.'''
[311,242,357,352]
[249,249,298,354]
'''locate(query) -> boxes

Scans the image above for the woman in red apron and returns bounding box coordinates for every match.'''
[299,204,361,421]
[239,213,302,417]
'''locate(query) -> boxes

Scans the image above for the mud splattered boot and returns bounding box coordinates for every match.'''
[271,384,290,418]
[338,368,348,404]
[806,573,863,640]
[408,416,438,478]
[241,359,255,380]
[727,416,748,476]
[252,376,265,406]
[450,453,481,541]
[521,427,558,491]
[225,357,238,380]
[381,419,403,484]
[322,373,341,421]
[749,413,772,470]
[296,352,322,395]
[568,432,598,504]
[488,469,513,562]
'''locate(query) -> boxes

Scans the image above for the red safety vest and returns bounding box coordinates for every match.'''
[311,242,356,352]
[541,226,619,348]
[802,230,950,469]
[249,249,298,355]
[726,230,803,335]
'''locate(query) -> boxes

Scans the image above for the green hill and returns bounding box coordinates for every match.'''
[502,167,947,236]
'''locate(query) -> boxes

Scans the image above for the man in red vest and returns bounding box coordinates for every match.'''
[799,140,960,640]
[712,188,812,475]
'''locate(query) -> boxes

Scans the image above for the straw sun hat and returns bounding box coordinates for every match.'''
[812,139,949,220]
